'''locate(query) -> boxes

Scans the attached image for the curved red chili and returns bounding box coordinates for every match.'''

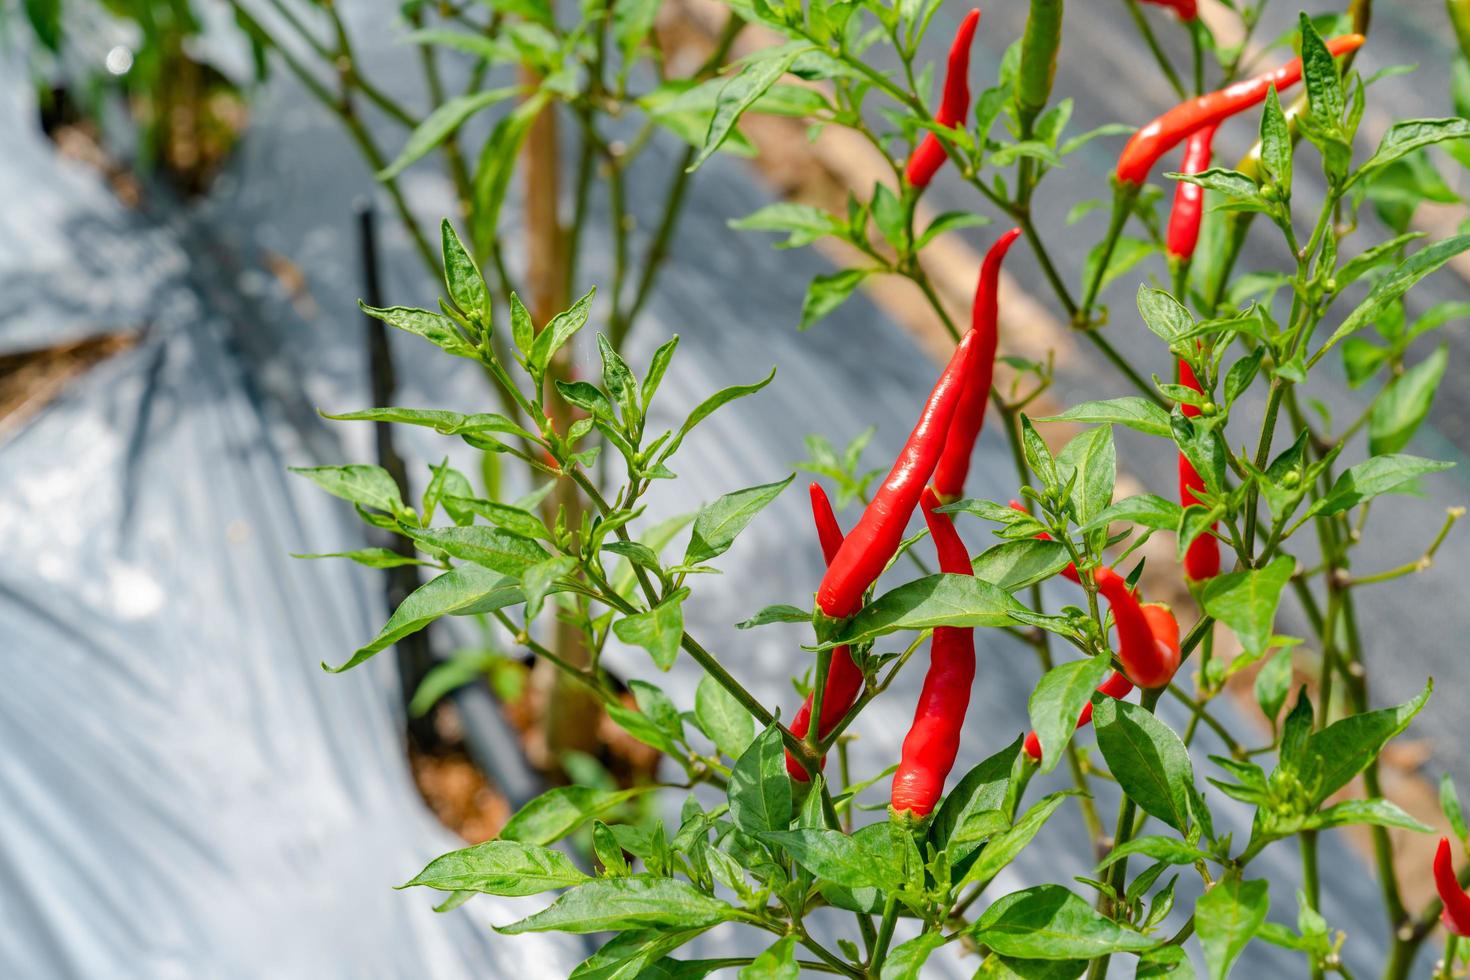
[932,227,1023,502]
[1140,0,1197,19]
[891,489,977,815]
[817,328,982,619]
[1178,360,1221,581]
[1437,837,1470,936]
[906,9,982,188]
[1165,124,1217,260]
[1095,567,1178,688]
[1116,34,1366,185]
[1008,498,1080,584]
[787,483,865,782]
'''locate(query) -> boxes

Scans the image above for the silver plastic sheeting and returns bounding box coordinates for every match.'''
[1,1,1464,976]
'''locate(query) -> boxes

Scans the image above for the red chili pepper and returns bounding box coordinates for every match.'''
[906,9,982,188]
[1116,34,1366,185]
[817,328,983,619]
[1141,601,1181,666]
[1008,499,1080,584]
[1436,837,1470,936]
[787,483,866,782]
[1095,567,1179,688]
[1140,0,1197,19]
[891,489,977,815]
[1165,124,1217,260]
[1178,360,1221,581]
[931,227,1023,502]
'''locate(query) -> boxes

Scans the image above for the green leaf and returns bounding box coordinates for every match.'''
[971,539,1075,593]
[1445,775,1470,842]
[291,547,433,569]
[738,936,798,980]
[446,496,551,539]
[291,464,405,514]
[735,604,812,629]
[1028,656,1110,775]
[1316,234,1470,360]
[661,369,777,461]
[1368,345,1447,456]
[973,885,1155,960]
[1195,874,1269,980]
[401,840,589,895]
[326,565,520,672]
[1200,556,1292,658]
[322,406,537,442]
[916,211,992,250]
[826,573,1029,649]
[1057,425,1116,526]
[729,724,791,835]
[760,829,885,889]
[695,674,754,759]
[1310,454,1453,518]
[529,287,596,377]
[521,555,575,621]
[691,45,809,171]
[471,92,549,256]
[406,525,551,576]
[1081,494,1185,534]
[1353,118,1470,185]
[800,268,872,330]
[683,475,792,565]
[1169,167,1266,206]
[378,88,517,180]
[1094,836,1206,872]
[556,380,616,420]
[1336,232,1427,288]
[729,202,841,250]
[880,933,948,979]
[1137,286,1194,343]
[1255,649,1293,725]
[1304,798,1433,833]
[613,589,689,671]
[359,303,473,356]
[930,736,1024,856]
[570,928,712,980]
[500,785,650,846]
[1299,13,1344,126]
[957,792,1074,889]
[497,876,737,934]
[1302,679,1431,805]
[1093,698,1196,834]
[1260,85,1293,196]
[441,220,490,322]
[1037,398,1172,438]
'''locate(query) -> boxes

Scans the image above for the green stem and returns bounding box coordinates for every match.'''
[1123,0,1187,99]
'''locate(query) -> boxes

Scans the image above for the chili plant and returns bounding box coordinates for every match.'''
[297,1,1470,977]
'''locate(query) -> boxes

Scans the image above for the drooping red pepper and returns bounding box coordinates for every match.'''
[1178,360,1221,581]
[931,227,1023,503]
[1165,124,1218,260]
[1141,601,1181,666]
[891,489,978,816]
[1023,670,1133,761]
[1095,566,1179,688]
[816,328,983,619]
[906,9,982,188]
[1008,499,1079,584]
[1140,0,1198,19]
[787,484,866,782]
[1115,33,1366,185]
[1436,837,1470,936]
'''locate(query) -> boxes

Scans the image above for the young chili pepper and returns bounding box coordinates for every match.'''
[932,227,1023,503]
[906,9,982,188]
[1115,33,1366,185]
[891,489,978,816]
[1140,0,1198,19]
[1165,124,1218,261]
[817,328,983,619]
[786,484,866,782]
[1095,566,1179,688]
[1177,360,1221,580]
[1008,499,1080,584]
[1436,837,1470,936]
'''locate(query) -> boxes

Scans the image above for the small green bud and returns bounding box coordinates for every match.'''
[1201,401,1218,416]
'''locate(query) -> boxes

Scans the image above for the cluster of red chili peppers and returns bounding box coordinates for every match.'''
[785,17,1372,818]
